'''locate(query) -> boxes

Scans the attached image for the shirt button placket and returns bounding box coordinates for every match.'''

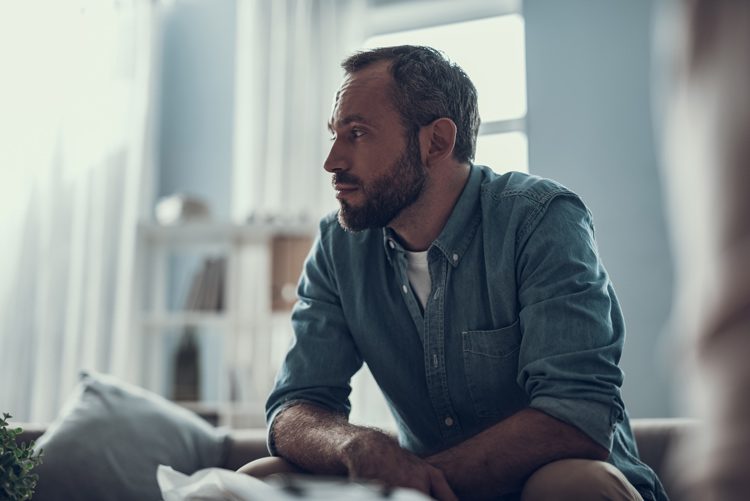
[426,259,461,439]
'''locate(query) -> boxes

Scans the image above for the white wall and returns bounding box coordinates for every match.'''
[524,0,675,417]
[158,0,236,220]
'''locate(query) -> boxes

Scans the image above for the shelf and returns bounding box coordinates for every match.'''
[141,312,269,331]
[138,220,317,246]
[137,219,315,428]
[142,312,228,329]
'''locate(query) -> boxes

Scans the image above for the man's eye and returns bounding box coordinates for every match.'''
[351,128,365,138]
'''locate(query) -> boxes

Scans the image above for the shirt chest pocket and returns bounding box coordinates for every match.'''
[462,320,528,418]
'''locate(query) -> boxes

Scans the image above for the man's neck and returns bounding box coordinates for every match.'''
[389,163,471,252]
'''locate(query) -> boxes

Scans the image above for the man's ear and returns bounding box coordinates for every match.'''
[419,117,458,166]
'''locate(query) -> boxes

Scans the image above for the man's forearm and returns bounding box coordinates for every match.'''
[271,402,385,475]
[427,407,609,499]
[271,402,458,500]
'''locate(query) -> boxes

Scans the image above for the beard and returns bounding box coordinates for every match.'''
[335,133,426,232]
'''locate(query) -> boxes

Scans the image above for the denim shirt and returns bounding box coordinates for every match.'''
[267,165,666,500]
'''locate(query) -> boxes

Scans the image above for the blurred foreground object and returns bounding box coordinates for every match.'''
[662,1,750,499]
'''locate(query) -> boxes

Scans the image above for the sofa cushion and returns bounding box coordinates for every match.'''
[32,371,228,501]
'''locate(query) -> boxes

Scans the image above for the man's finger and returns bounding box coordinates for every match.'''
[429,468,459,501]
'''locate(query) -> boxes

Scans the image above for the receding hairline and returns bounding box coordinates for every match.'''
[328,63,401,130]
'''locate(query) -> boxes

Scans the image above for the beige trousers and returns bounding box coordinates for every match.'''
[520,459,643,501]
[239,457,643,500]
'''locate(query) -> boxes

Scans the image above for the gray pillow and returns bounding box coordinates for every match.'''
[33,371,228,500]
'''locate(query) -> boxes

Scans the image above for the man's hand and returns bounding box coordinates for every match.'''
[340,429,458,501]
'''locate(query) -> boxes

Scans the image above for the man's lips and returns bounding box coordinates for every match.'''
[334,183,359,199]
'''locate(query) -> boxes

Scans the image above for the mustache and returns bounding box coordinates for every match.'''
[332,172,361,187]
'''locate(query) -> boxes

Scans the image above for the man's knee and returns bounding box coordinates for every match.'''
[521,459,643,501]
[237,456,307,479]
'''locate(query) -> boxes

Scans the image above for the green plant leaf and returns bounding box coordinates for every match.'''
[0,411,43,500]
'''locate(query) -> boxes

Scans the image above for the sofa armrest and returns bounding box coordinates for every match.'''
[631,417,701,500]
[222,428,270,471]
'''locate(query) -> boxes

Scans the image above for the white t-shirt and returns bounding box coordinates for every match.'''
[406,250,431,309]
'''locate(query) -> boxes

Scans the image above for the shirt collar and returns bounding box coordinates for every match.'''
[430,163,482,267]
[382,227,400,266]
[382,164,483,268]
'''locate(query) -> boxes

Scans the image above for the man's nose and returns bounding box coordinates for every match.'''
[324,140,348,173]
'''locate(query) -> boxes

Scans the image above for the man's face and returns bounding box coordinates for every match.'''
[324,63,426,232]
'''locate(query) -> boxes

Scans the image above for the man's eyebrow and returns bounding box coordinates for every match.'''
[327,114,371,133]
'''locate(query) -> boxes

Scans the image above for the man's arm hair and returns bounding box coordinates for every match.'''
[271,402,369,475]
[427,407,608,500]
[271,402,458,501]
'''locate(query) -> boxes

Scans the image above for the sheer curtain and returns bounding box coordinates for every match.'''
[230,0,396,430]
[232,0,366,222]
[0,1,159,422]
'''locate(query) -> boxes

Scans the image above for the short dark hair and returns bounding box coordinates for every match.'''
[342,45,480,164]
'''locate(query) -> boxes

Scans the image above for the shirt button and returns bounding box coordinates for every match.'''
[402,284,408,294]
[452,253,459,263]
[388,240,395,249]
[444,416,454,427]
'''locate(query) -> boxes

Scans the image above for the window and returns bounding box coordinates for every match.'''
[364,13,528,173]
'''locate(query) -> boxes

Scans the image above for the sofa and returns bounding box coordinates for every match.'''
[16,416,697,500]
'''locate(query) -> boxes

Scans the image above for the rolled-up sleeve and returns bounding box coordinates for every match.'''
[516,194,626,452]
[265,220,363,455]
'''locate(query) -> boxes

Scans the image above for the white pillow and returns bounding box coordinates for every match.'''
[32,371,228,500]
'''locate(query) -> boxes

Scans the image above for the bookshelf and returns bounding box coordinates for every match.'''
[136,220,315,427]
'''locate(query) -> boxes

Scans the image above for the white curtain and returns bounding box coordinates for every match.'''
[232,0,366,222]
[231,0,365,385]
[0,1,159,422]
[230,0,397,430]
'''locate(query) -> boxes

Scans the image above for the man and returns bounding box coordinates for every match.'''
[242,46,666,500]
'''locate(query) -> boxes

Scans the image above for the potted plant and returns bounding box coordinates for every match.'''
[0,413,43,501]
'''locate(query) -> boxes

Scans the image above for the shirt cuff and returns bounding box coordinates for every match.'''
[530,396,620,451]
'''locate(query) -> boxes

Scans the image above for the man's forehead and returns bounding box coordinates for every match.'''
[329,65,393,128]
